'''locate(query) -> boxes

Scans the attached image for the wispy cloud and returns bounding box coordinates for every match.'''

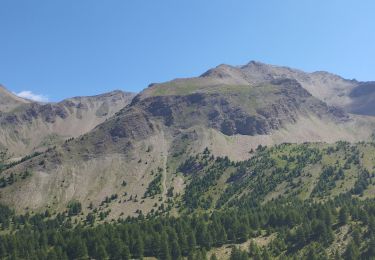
[14,91,49,102]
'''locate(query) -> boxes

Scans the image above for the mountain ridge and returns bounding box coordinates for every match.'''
[1,61,375,217]
[0,85,136,157]
[0,84,31,112]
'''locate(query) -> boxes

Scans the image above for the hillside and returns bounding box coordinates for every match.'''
[1,142,375,259]
[1,61,375,259]
[178,141,375,212]
[0,87,135,157]
[1,62,375,218]
[0,85,31,112]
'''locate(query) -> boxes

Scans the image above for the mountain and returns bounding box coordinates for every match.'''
[2,61,375,259]
[0,85,31,112]
[0,86,135,157]
[150,60,371,115]
[1,61,375,217]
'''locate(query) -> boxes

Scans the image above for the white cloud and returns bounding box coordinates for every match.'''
[14,91,49,102]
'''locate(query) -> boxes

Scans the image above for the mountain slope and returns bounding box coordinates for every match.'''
[0,87,135,157]
[178,141,375,212]
[1,62,375,217]
[238,61,357,108]
[147,61,375,116]
[0,85,31,112]
[2,61,375,260]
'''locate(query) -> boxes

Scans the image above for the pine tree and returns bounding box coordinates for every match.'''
[365,236,375,258]
[66,237,88,259]
[132,233,144,259]
[248,240,260,257]
[210,253,218,260]
[214,224,227,246]
[229,247,248,260]
[352,227,361,246]
[178,230,189,256]
[86,212,96,225]
[187,230,197,251]
[261,248,271,260]
[122,245,131,260]
[344,241,359,260]
[187,250,195,260]
[96,244,108,260]
[306,246,318,260]
[236,223,249,243]
[47,249,58,260]
[171,240,182,260]
[159,233,171,260]
[339,207,349,225]
[196,249,208,260]
[295,226,306,247]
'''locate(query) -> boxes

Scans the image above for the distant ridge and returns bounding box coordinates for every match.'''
[0,84,135,156]
[0,84,30,112]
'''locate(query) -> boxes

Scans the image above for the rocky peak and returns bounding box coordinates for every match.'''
[200,64,239,78]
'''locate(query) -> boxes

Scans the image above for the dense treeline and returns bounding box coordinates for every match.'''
[1,195,375,259]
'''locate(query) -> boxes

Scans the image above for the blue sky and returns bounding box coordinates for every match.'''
[1,1,374,101]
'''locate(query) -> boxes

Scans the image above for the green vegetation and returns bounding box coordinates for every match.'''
[0,193,375,259]
[0,169,31,188]
[0,149,39,188]
[178,142,375,213]
[67,200,82,216]
[144,168,163,198]
[101,194,118,205]
[151,81,204,96]
[2,141,375,259]
[1,151,42,172]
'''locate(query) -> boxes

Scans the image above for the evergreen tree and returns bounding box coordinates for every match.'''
[229,247,248,260]
[187,230,197,251]
[96,244,108,260]
[66,237,88,259]
[248,240,261,258]
[339,207,349,225]
[132,233,144,259]
[210,253,218,260]
[261,248,271,260]
[171,239,182,260]
[344,241,359,260]
[352,227,361,246]
[306,246,318,260]
[159,233,171,260]
[365,236,375,258]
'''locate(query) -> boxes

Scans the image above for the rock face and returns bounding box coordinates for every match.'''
[347,82,375,116]
[136,73,352,139]
[0,87,135,156]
